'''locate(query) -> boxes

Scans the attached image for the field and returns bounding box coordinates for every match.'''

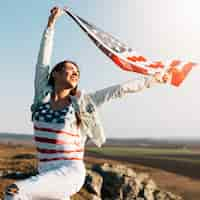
[86,146,200,179]
[85,146,200,200]
[0,143,200,199]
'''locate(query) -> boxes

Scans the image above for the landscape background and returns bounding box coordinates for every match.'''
[0,133,200,199]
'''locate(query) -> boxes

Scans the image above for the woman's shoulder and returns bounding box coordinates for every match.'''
[71,89,87,101]
[70,89,95,110]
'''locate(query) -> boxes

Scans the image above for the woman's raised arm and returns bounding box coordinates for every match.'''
[32,7,63,109]
[87,72,171,108]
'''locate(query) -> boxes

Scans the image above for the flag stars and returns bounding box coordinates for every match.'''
[33,103,75,124]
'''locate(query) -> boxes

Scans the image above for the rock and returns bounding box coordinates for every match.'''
[122,176,142,199]
[81,163,183,200]
[12,154,36,159]
[2,166,38,180]
[3,171,32,179]
[136,173,150,183]
[84,170,103,197]
[1,160,183,200]
[154,190,183,200]
[144,179,157,200]
[93,163,137,178]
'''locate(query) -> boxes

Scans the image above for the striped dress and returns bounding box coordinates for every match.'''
[4,101,87,200]
[32,101,87,172]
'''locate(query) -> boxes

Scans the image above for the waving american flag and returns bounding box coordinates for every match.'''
[63,7,197,86]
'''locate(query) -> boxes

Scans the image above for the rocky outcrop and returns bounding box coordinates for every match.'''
[0,162,183,200]
[83,163,183,200]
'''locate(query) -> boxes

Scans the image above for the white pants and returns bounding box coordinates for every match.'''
[4,160,86,200]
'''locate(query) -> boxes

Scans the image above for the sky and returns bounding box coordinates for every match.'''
[1,0,200,138]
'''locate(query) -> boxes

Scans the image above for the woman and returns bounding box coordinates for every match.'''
[4,7,169,200]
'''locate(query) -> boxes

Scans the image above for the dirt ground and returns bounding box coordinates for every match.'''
[0,144,200,200]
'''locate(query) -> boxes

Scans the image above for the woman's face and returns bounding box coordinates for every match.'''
[53,62,80,89]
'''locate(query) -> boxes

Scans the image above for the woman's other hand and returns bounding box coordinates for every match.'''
[153,71,172,84]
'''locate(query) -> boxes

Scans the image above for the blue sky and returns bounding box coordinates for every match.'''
[1,0,200,138]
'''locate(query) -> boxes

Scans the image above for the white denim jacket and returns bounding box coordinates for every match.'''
[31,27,156,148]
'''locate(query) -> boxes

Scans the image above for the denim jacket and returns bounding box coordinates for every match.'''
[31,27,156,147]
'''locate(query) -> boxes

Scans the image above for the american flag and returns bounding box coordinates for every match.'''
[63,7,197,86]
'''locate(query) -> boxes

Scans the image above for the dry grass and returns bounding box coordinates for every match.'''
[0,144,200,200]
[0,144,37,198]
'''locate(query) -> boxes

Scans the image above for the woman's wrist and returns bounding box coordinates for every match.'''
[47,16,57,28]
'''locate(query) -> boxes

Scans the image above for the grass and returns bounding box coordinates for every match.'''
[86,146,200,180]
[87,146,197,155]
[1,144,200,200]
[86,146,200,163]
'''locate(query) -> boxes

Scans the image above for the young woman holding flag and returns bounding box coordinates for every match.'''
[4,7,169,200]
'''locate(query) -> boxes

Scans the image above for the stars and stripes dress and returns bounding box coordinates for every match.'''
[33,101,85,167]
[6,101,87,200]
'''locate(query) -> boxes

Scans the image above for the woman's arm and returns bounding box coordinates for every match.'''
[32,7,63,108]
[87,73,170,108]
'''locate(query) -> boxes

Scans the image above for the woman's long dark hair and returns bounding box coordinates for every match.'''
[48,60,82,127]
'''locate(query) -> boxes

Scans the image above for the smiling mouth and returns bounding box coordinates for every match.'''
[70,77,78,81]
